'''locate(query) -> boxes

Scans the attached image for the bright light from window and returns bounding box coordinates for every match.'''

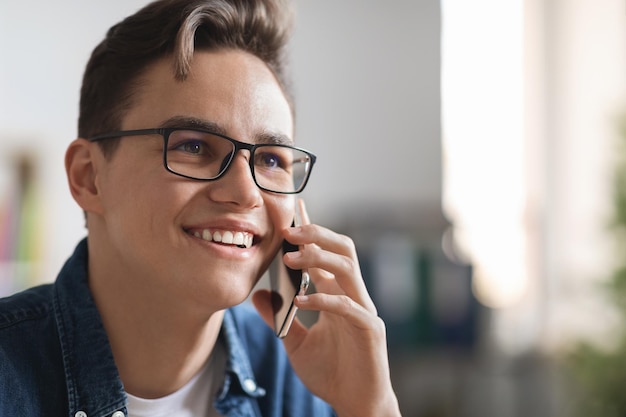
[441,0,526,309]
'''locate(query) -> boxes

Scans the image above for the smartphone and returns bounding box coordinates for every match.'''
[269,209,310,338]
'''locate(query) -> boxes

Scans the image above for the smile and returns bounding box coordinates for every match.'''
[188,229,254,249]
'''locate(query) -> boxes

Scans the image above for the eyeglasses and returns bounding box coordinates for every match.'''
[89,128,317,194]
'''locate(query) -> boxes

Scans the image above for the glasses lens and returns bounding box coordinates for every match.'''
[253,145,313,193]
[166,130,235,180]
[165,130,313,193]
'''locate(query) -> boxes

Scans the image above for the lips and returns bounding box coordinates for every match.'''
[188,229,254,249]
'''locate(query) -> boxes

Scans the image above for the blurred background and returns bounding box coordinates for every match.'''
[1,0,626,416]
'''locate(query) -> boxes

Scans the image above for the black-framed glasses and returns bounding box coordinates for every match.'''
[89,128,317,194]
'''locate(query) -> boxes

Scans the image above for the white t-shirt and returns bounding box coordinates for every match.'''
[126,340,227,417]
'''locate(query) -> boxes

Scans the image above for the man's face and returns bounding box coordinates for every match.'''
[92,49,295,313]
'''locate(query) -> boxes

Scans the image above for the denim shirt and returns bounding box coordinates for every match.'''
[0,239,335,417]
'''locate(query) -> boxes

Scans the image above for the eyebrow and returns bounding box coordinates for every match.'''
[159,115,294,146]
[256,131,294,146]
[159,116,227,135]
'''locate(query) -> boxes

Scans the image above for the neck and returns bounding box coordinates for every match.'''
[87,242,225,399]
[110,308,224,399]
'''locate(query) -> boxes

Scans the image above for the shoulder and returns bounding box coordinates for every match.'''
[0,284,67,415]
[0,284,55,330]
[0,284,59,358]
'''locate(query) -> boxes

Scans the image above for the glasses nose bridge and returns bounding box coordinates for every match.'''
[229,138,256,166]
[224,138,257,177]
[231,138,256,155]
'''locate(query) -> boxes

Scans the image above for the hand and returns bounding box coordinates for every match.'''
[252,200,401,417]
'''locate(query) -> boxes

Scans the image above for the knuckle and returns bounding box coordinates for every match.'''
[362,315,387,339]
[373,316,387,335]
[305,245,322,264]
[338,294,356,311]
[309,223,323,238]
[339,233,357,253]
[339,256,356,273]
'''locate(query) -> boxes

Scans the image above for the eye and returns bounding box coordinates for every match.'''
[255,147,293,172]
[176,140,205,155]
[256,152,281,169]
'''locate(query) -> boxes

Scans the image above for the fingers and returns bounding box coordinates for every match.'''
[292,199,357,260]
[295,293,384,334]
[297,198,310,226]
[285,223,358,260]
[304,267,343,296]
[283,225,376,314]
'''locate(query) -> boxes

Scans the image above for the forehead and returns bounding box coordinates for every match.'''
[121,49,294,140]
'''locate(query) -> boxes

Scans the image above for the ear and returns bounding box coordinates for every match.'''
[65,138,104,215]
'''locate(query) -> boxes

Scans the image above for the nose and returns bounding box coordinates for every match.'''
[206,150,263,208]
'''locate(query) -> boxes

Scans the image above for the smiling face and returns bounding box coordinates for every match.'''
[85,49,295,315]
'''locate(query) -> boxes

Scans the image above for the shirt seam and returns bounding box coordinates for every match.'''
[0,305,49,329]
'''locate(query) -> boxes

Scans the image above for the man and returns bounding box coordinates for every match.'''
[0,1,401,416]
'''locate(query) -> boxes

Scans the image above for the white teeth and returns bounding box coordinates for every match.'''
[222,231,234,244]
[194,229,253,248]
[233,232,244,246]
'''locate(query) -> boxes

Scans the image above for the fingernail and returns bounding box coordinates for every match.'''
[285,250,302,260]
[296,295,309,303]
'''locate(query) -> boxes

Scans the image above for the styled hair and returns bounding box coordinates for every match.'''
[78,0,294,156]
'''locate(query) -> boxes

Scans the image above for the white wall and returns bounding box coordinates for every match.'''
[0,1,442,285]
[0,1,150,286]
[291,0,441,225]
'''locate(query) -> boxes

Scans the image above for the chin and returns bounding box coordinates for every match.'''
[193,279,257,312]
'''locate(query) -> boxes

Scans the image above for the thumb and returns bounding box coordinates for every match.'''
[251,289,274,328]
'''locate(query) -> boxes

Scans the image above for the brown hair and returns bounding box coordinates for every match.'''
[78,0,294,156]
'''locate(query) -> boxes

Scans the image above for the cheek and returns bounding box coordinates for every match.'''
[267,195,296,234]
[101,169,183,237]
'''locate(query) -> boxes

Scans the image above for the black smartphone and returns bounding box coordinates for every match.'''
[269,220,310,338]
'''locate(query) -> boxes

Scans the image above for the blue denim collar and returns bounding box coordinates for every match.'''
[53,239,127,417]
[219,309,266,400]
[52,238,265,417]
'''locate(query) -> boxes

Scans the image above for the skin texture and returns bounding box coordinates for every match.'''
[65,49,401,416]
